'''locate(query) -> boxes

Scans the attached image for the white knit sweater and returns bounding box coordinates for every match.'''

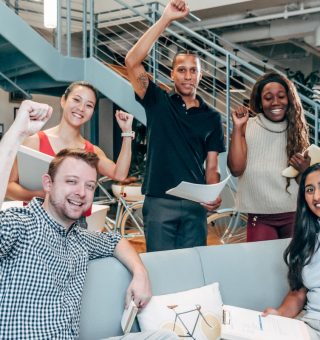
[236,114,299,214]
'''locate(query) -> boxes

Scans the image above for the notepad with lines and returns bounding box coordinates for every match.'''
[221,305,310,340]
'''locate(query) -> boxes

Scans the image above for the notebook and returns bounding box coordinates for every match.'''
[17,145,53,190]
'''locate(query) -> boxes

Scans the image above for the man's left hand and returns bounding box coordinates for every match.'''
[126,270,152,309]
[201,196,222,212]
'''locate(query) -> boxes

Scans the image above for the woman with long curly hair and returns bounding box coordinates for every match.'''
[264,163,320,339]
[228,71,310,241]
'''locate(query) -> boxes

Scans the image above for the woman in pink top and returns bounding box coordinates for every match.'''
[6,81,134,202]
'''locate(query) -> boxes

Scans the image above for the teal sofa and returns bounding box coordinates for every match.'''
[78,239,290,339]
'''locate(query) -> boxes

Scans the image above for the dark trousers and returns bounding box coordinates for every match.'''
[247,212,295,242]
[143,196,207,252]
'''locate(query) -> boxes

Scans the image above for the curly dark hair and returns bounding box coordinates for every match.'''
[284,163,320,290]
[250,72,309,189]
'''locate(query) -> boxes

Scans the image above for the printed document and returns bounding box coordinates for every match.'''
[221,305,310,340]
[166,175,230,203]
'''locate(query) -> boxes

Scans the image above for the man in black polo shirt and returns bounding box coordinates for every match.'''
[125,0,225,252]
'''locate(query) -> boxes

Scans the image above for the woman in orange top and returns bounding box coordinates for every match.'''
[6,81,134,205]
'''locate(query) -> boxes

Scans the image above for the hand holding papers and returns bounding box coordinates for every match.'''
[222,305,310,340]
[166,175,230,203]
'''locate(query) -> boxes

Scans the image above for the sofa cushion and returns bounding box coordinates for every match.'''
[140,248,205,295]
[137,282,222,340]
[196,239,290,311]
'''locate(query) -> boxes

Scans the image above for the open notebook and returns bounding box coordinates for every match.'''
[221,305,310,340]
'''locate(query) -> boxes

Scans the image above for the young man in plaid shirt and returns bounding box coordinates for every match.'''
[0,100,177,339]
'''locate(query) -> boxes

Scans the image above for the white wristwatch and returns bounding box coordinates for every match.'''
[121,131,135,140]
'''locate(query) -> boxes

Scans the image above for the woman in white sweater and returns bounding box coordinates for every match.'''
[228,72,310,242]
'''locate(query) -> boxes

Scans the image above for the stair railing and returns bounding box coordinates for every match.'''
[2,0,319,145]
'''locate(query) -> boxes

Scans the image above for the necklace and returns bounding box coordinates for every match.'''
[255,114,288,133]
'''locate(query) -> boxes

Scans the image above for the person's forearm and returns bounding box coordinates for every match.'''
[6,182,44,201]
[206,170,220,185]
[0,125,27,207]
[277,289,307,318]
[125,15,171,68]
[113,137,132,182]
[227,127,247,176]
[113,238,147,276]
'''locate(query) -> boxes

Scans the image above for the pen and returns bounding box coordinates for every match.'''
[258,314,263,331]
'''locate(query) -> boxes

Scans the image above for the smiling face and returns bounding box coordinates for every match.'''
[260,82,288,122]
[304,170,320,218]
[171,54,202,98]
[61,85,96,127]
[42,157,97,228]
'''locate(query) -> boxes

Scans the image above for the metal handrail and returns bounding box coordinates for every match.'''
[2,0,320,144]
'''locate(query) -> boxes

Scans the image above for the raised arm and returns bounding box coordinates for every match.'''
[125,0,189,99]
[263,288,307,318]
[113,238,151,309]
[0,100,52,207]
[227,106,248,177]
[95,110,133,182]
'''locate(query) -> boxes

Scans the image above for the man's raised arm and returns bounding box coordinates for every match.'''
[0,100,52,208]
[125,0,189,99]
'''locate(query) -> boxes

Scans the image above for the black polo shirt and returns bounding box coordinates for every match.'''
[135,81,225,199]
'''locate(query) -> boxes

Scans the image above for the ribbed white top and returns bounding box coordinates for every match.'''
[236,114,299,214]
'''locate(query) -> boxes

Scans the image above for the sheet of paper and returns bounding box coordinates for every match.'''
[166,175,230,203]
[222,305,310,340]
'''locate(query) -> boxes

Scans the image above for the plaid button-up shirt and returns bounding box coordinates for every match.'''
[0,198,122,339]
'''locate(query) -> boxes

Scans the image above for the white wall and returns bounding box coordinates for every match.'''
[0,89,61,134]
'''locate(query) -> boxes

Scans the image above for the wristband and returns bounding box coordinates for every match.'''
[121,131,135,140]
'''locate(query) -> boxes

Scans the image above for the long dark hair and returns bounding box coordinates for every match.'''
[284,163,320,290]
